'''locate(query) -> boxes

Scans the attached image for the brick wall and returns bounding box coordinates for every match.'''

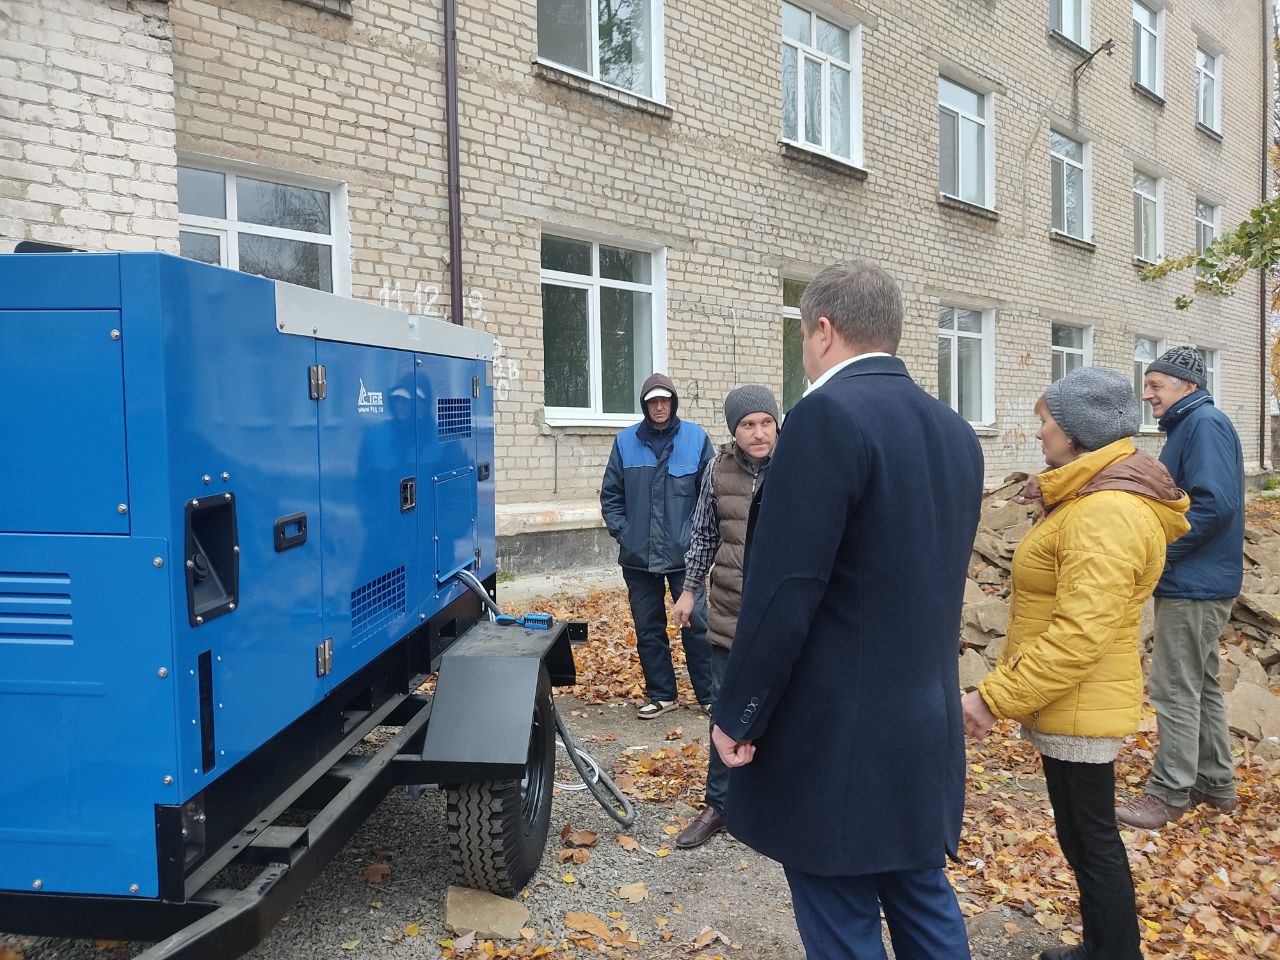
[7,0,1272,505]
[0,0,178,253]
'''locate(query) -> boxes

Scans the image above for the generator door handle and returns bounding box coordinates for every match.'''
[274,512,308,552]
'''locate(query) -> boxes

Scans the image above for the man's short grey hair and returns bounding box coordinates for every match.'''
[799,260,903,353]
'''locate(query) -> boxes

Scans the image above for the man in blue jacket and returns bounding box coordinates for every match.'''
[1118,346,1245,830]
[600,373,716,719]
[711,262,983,958]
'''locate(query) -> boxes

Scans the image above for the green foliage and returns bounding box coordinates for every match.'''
[1264,474,1279,492]
[1138,193,1280,310]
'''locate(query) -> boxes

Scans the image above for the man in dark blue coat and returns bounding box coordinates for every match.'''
[1118,346,1245,830]
[601,373,717,719]
[711,261,983,958]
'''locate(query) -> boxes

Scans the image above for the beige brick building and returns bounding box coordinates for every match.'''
[2,0,1273,569]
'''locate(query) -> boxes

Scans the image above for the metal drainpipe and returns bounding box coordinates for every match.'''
[445,0,464,325]
[1260,1,1272,468]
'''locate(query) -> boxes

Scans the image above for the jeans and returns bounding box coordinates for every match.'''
[1042,756,1142,960]
[1147,596,1237,806]
[785,865,971,960]
[621,567,714,705]
[704,643,730,811]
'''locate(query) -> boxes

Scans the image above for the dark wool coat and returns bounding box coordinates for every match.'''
[712,355,984,876]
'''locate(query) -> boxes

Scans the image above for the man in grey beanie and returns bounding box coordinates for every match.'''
[671,384,779,848]
[1118,346,1245,830]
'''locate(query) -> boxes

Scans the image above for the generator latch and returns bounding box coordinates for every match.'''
[400,477,417,513]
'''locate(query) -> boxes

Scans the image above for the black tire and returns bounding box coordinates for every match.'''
[445,666,555,896]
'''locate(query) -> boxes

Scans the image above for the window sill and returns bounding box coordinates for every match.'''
[938,194,999,222]
[1195,121,1224,144]
[1133,256,1161,270]
[1047,29,1091,57]
[1139,426,1163,435]
[778,141,869,179]
[1131,82,1166,108]
[288,0,353,16]
[1050,230,1096,253]
[971,426,999,437]
[542,412,642,431]
[531,59,673,120]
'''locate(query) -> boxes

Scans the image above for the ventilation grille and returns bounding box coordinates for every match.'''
[351,566,405,645]
[437,397,472,441]
[0,571,73,646]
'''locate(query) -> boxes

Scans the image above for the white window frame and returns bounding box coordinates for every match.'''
[1196,347,1220,400]
[176,154,351,296]
[1132,170,1163,263]
[1195,199,1221,257]
[938,76,995,210]
[1051,0,1090,48]
[937,304,996,427]
[1134,335,1166,430]
[1132,2,1164,97]
[1051,322,1093,381]
[534,0,667,104]
[540,229,668,427]
[781,275,811,411]
[1050,131,1091,241]
[1196,46,1222,131]
[779,3,864,167]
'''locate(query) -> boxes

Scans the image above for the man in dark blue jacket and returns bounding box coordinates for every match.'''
[1119,346,1245,830]
[600,373,716,718]
[711,262,983,958]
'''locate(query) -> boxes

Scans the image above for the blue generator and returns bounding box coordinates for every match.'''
[0,253,578,959]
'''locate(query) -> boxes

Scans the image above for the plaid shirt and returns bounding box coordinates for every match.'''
[683,463,720,587]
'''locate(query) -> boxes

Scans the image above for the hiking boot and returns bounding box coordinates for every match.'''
[1116,793,1188,829]
[1038,946,1085,960]
[1189,786,1237,812]
[674,806,725,849]
[638,699,677,719]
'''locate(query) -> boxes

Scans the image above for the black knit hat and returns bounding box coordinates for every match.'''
[1146,345,1207,389]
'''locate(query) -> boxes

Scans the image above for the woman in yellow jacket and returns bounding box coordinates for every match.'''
[962,367,1190,960]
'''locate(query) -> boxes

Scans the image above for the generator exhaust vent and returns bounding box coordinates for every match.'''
[0,571,73,646]
[437,397,472,441]
[350,565,406,646]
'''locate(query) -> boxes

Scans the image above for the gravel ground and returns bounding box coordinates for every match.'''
[3,695,1061,960]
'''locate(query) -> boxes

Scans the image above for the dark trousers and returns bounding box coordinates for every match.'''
[1042,756,1142,960]
[704,643,730,811]
[785,865,971,960]
[621,567,713,704]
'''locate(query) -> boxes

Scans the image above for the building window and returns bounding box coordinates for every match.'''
[1132,171,1161,262]
[1052,0,1089,46]
[1131,2,1162,95]
[1050,131,1089,240]
[1134,336,1163,428]
[1196,347,1220,398]
[1195,200,1221,276]
[782,278,808,412]
[540,233,663,421]
[781,2,860,164]
[537,0,661,99]
[1196,47,1221,131]
[1051,323,1091,381]
[938,77,992,208]
[177,162,348,294]
[937,306,993,425]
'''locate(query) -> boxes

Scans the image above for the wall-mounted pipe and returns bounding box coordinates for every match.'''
[445,0,463,326]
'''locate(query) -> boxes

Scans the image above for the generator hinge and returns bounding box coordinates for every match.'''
[309,364,327,400]
[315,637,333,676]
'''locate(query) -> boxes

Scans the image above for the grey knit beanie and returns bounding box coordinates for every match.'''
[1042,367,1141,452]
[723,384,780,434]
[1146,345,1207,389]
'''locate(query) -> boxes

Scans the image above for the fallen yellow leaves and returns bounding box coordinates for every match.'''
[615,882,648,903]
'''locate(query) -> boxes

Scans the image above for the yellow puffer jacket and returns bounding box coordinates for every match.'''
[979,439,1190,738]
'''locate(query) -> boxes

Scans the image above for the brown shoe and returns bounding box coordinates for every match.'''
[674,806,725,849]
[1189,786,1237,812]
[1116,793,1188,829]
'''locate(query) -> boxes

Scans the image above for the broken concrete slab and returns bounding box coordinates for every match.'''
[444,885,530,940]
[982,635,1006,666]
[959,649,989,690]
[965,597,1010,637]
[964,579,986,604]
[1225,682,1280,741]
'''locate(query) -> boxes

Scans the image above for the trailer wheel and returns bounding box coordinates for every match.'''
[446,667,555,896]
